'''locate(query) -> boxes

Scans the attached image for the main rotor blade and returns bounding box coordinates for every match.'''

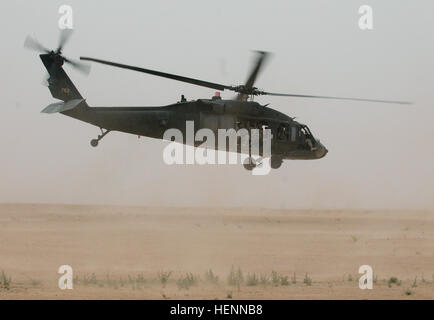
[57,29,73,53]
[263,92,412,104]
[24,36,50,53]
[245,51,269,89]
[80,57,230,91]
[237,51,270,101]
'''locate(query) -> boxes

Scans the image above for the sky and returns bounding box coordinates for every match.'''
[0,0,433,210]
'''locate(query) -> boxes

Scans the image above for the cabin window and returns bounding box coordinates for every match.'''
[291,126,297,142]
[277,124,288,141]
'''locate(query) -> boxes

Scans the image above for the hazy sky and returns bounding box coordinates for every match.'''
[1,1,433,209]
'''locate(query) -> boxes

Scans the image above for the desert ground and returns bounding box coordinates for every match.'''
[0,203,433,299]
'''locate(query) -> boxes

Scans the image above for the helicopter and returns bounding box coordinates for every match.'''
[25,30,410,170]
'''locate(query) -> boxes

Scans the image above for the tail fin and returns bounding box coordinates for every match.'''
[40,53,83,102]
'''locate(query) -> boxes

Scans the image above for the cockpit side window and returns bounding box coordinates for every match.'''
[298,126,304,140]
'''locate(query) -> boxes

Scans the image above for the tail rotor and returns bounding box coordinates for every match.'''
[24,29,91,76]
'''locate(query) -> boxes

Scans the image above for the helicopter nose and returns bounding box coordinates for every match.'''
[315,141,328,159]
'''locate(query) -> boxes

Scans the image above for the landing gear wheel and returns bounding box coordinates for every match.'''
[243,157,257,171]
[90,139,99,147]
[90,128,111,147]
[270,156,283,169]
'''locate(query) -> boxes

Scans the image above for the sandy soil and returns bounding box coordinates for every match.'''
[0,203,433,299]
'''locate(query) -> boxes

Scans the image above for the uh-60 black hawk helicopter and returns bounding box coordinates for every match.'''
[25,30,410,170]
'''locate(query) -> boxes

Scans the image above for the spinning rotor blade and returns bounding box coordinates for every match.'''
[24,36,50,53]
[237,51,270,101]
[56,29,73,53]
[245,51,269,90]
[81,54,411,105]
[64,58,91,75]
[80,57,230,91]
[25,30,90,77]
[262,92,412,104]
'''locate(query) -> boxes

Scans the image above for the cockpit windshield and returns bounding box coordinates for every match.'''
[298,125,316,151]
[300,125,314,139]
[276,123,315,148]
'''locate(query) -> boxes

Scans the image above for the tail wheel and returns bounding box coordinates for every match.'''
[90,139,99,147]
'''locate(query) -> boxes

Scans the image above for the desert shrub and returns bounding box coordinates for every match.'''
[388,277,401,287]
[412,277,417,288]
[280,275,289,286]
[246,273,259,286]
[271,271,280,286]
[0,271,11,290]
[128,273,147,289]
[291,272,297,284]
[227,266,243,290]
[204,269,219,284]
[303,273,312,286]
[176,273,198,290]
[77,273,98,286]
[259,274,270,286]
[158,270,172,287]
[271,270,289,286]
[405,288,413,296]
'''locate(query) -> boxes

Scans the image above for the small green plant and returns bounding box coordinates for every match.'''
[204,269,219,284]
[271,271,280,286]
[421,274,427,283]
[280,275,289,286]
[259,274,270,286]
[246,273,259,286]
[119,277,126,287]
[30,279,41,287]
[158,270,172,287]
[348,274,353,282]
[227,266,243,290]
[104,274,118,289]
[136,273,146,285]
[81,273,98,286]
[226,291,233,299]
[176,273,198,290]
[405,288,413,296]
[127,273,147,289]
[0,271,11,290]
[389,277,399,284]
[269,271,289,286]
[388,276,401,287]
[90,273,98,285]
[303,273,312,286]
[412,277,417,288]
[291,272,297,284]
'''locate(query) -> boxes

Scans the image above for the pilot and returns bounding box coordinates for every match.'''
[305,137,316,151]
